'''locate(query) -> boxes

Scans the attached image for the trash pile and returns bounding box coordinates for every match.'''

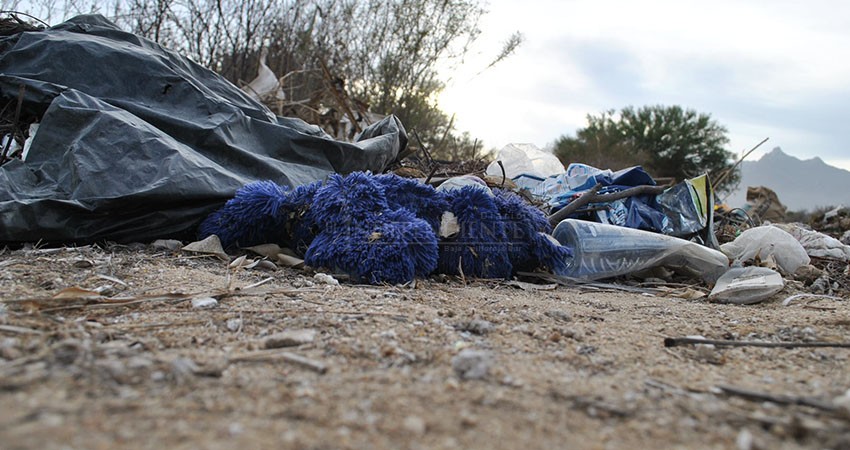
[2,14,849,305]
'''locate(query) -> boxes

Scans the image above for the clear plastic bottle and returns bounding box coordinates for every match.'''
[553,219,729,283]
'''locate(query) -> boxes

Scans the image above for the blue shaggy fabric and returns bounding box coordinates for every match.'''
[304,208,438,284]
[199,172,573,284]
[492,188,571,273]
[437,186,512,279]
[197,180,291,249]
[374,174,449,231]
[283,181,322,254]
[310,172,388,229]
[527,231,573,275]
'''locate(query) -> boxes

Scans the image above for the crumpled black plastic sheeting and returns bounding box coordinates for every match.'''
[0,15,406,245]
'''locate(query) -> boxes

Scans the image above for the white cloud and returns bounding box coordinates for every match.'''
[439,0,850,166]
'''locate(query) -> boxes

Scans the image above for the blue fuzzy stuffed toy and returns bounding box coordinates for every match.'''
[198,172,571,284]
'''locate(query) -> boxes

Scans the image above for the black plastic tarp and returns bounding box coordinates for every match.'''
[0,15,406,245]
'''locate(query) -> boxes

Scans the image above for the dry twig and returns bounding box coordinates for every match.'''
[664,336,850,349]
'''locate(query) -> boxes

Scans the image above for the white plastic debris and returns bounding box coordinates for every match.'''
[241,48,284,102]
[484,143,565,180]
[21,123,38,161]
[720,225,809,274]
[191,297,219,309]
[436,175,492,195]
[439,211,460,238]
[313,273,339,286]
[709,266,785,305]
[775,223,850,261]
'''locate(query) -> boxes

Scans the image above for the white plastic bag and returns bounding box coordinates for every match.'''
[720,226,810,274]
[485,143,565,180]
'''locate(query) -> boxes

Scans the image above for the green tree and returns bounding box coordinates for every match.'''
[554,105,739,193]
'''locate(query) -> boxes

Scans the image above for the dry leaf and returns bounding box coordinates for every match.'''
[182,235,228,260]
[253,260,278,271]
[243,244,283,259]
[52,286,102,300]
[276,253,305,269]
[229,255,248,268]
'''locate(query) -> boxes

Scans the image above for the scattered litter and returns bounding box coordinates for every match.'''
[191,297,219,309]
[452,349,492,380]
[313,273,340,286]
[709,266,784,305]
[182,235,228,261]
[263,329,317,349]
[782,293,844,307]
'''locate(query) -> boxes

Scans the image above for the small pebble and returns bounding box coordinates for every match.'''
[456,319,494,335]
[151,239,183,251]
[451,349,492,380]
[192,297,219,309]
[226,318,243,332]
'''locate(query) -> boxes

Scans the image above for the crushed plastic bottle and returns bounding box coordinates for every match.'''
[552,219,729,283]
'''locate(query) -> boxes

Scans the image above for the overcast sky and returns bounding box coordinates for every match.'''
[438,0,850,169]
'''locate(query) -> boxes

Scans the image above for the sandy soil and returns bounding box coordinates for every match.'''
[1,244,849,450]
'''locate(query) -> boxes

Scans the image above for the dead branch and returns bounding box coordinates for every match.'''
[547,183,671,227]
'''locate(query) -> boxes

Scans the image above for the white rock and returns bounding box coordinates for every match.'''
[191,297,219,309]
[313,273,339,285]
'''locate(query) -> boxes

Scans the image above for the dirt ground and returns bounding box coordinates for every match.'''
[1,243,849,450]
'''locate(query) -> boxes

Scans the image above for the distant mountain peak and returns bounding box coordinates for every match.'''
[761,146,789,160]
[727,147,850,211]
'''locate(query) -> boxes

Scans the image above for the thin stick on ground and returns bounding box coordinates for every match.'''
[228,349,328,374]
[714,384,848,418]
[664,336,850,349]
